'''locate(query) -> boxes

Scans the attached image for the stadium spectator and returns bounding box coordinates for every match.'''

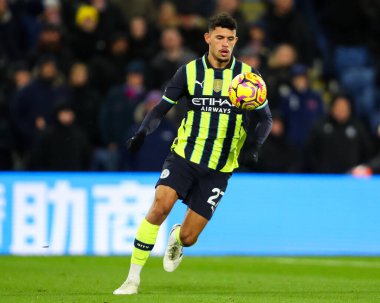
[175,4,208,56]
[5,62,31,161]
[251,111,300,173]
[68,4,104,61]
[29,102,91,171]
[128,16,158,63]
[280,64,325,150]
[265,43,297,109]
[0,0,28,62]
[110,0,157,24]
[89,0,126,39]
[68,62,102,147]
[237,47,263,72]
[0,93,15,170]
[40,0,62,26]
[4,61,32,99]
[122,90,177,171]
[263,0,314,65]
[239,20,270,71]
[307,95,372,173]
[97,60,147,170]
[27,23,73,75]
[173,0,214,18]
[239,0,268,24]
[151,27,197,89]
[156,1,180,29]
[213,0,249,46]
[10,56,69,154]
[89,32,131,96]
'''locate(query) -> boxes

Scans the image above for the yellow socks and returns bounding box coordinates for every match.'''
[131,218,160,266]
[174,225,183,245]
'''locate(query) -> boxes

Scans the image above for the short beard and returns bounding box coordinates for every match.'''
[217,57,229,63]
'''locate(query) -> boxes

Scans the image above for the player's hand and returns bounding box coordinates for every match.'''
[126,132,146,152]
[251,142,262,164]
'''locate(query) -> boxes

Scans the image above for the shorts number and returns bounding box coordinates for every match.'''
[207,188,224,213]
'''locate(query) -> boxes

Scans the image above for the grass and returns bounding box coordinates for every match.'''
[0,256,380,302]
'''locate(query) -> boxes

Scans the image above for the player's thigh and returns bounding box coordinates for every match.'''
[180,208,209,246]
[185,170,231,221]
[146,185,178,225]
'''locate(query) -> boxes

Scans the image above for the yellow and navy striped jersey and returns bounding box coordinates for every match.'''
[162,54,267,173]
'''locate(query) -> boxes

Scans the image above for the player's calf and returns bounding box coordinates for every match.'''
[178,228,198,247]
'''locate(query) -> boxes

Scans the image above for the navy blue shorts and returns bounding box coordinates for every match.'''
[156,152,231,220]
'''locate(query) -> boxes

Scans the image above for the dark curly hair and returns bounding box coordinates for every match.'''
[208,13,237,31]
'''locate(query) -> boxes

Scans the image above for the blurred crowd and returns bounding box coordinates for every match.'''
[0,0,380,174]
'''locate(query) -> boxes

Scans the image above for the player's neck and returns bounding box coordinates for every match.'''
[207,53,230,69]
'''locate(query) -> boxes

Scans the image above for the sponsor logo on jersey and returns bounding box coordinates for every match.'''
[195,80,204,88]
[192,97,233,107]
[191,97,233,113]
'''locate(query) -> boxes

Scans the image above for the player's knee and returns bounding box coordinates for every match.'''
[179,230,198,247]
[149,204,169,221]
[147,197,171,224]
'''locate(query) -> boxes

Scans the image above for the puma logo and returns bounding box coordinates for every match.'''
[195,80,204,88]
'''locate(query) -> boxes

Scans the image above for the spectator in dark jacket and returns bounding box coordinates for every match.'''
[29,103,91,171]
[27,23,74,75]
[128,16,158,63]
[0,0,28,62]
[68,62,102,147]
[265,43,297,110]
[68,4,103,61]
[89,32,131,96]
[151,27,196,89]
[264,0,314,65]
[96,60,146,171]
[122,90,177,171]
[10,56,69,152]
[307,95,372,173]
[254,111,301,173]
[0,94,15,170]
[280,64,325,150]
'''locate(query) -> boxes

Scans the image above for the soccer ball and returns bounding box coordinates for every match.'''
[228,72,267,110]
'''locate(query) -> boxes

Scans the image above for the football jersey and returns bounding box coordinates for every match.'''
[162,54,267,172]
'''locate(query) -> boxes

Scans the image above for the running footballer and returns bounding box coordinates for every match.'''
[113,12,273,295]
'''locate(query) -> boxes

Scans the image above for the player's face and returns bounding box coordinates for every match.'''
[205,27,238,67]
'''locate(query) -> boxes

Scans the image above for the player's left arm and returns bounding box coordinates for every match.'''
[250,103,273,163]
[127,66,187,152]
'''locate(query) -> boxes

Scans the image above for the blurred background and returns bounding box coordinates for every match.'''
[0,0,379,175]
[0,0,380,257]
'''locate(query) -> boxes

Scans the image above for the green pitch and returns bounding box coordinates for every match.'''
[1,256,380,303]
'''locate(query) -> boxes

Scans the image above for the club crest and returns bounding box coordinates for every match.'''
[213,79,223,93]
[160,169,170,179]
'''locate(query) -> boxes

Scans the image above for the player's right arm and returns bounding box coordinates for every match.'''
[127,66,188,152]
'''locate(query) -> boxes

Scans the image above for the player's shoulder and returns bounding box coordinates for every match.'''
[175,57,202,74]
[174,57,204,80]
[184,57,203,69]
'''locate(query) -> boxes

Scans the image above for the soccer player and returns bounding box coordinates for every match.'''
[113,12,273,295]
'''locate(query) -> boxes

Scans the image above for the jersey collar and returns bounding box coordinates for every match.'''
[202,53,236,70]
